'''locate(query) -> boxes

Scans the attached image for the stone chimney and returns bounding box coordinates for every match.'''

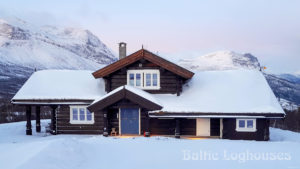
[119,42,126,59]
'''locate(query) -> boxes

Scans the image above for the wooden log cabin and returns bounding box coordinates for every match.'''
[11,42,285,140]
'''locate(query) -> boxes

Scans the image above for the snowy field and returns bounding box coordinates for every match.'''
[1,120,300,169]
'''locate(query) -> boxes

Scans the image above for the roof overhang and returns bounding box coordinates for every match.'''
[11,99,94,106]
[88,86,163,112]
[92,49,194,79]
[148,112,285,118]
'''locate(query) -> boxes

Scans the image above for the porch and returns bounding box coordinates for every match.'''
[23,105,58,135]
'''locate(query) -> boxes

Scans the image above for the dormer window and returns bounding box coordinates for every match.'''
[127,69,160,90]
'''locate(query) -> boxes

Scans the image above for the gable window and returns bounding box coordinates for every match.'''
[236,119,256,132]
[127,69,160,90]
[136,73,141,86]
[70,106,94,124]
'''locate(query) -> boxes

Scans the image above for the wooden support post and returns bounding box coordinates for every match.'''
[103,111,108,137]
[50,106,57,135]
[36,106,41,132]
[144,113,150,137]
[26,106,32,135]
[175,119,180,139]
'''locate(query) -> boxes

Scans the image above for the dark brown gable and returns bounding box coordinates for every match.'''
[92,49,194,79]
[88,86,163,112]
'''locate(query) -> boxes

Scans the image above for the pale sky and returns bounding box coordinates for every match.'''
[0,0,299,74]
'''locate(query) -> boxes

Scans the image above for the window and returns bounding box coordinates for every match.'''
[153,74,158,86]
[70,106,94,124]
[236,119,256,132]
[136,73,141,86]
[145,73,151,86]
[129,73,134,86]
[79,108,85,121]
[127,69,160,90]
[72,108,78,120]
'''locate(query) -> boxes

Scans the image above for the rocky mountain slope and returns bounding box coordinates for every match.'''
[0,17,117,98]
[178,51,300,109]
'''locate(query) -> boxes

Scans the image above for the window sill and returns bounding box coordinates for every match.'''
[70,121,95,125]
[235,129,257,132]
[143,87,160,90]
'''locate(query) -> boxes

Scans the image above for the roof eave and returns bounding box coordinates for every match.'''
[92,49,194,79]
[148,111,285,118]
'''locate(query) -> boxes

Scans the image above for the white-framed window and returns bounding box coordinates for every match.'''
[236,119,256,132]
[70,106,94,124]
[127,69,160,90]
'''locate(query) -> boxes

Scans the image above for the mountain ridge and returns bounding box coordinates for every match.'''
[177,50,300,109]
[0,17,117,98]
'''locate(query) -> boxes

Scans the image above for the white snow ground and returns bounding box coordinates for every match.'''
[0,120,300,169]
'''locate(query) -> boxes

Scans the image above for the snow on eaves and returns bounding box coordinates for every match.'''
[11,69,284,114]
[152,69,284,114]
[91,85,162,107]
[12,70,106,101]
[125,85,161,106]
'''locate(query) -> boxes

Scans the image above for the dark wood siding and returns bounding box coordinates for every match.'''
[181,119,196,135]
[149,118,196,136]
[107,108,119,134]
[222,118,270,141]
[56,105,104,134]
[210,118,220,136]
[150,118,175,135]
[140,109,148,135]
[106,60,184,95]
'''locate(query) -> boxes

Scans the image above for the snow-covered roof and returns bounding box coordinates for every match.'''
[12,69,284,115]
[12,70,106,101]
[151,70,284,114]
[91,85,161,106]
[124,85,161,106]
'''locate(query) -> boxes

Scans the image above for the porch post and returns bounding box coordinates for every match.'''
[36,106,41,132]
[103,111,108,137]
[144,113,150,137]
[26,106,32,135]
[50,106,57,135]
[175,119,180,139]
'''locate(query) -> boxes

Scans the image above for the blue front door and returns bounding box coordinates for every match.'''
[120,108,139,134]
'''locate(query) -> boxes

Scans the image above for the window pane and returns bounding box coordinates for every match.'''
[80,108,85,121]
[239,120,245,128]
[247,120,253,128]
[87,109,92,121]
[72,108,78,120]
[152,73,157,86]
[129,73,134,86]
[136,73,141,86]
[146,73,151,86]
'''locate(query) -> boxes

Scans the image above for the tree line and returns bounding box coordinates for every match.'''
[271,107,300,132]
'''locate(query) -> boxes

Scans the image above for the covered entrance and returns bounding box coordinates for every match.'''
[120,108,140,135]
[88,85,163,137]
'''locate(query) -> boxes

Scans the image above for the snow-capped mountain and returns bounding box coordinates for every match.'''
[0,17,117,98]
[264,73,300,109]
[177,51,300,109]
[0,17,116,69]
[178,51,260,71]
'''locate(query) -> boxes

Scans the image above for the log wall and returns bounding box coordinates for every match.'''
[222,118,270,141]
[106,60,184,95]
[56,105,104,134]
